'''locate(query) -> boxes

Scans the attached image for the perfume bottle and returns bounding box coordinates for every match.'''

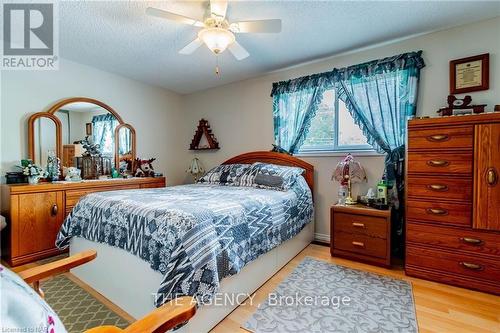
[338,185,348,205]
[46,151,61,182]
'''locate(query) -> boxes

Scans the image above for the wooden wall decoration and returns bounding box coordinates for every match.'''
[189,119,220,150]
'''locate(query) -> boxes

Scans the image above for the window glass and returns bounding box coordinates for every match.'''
[338,99,368,147]
[299,89,372,153]
[302,90,335,148]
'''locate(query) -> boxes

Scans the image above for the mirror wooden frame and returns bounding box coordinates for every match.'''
[28,113,63,163]
[28,97,136,175]
[114,123,137,172]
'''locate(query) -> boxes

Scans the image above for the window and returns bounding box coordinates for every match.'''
[300,89,372,153]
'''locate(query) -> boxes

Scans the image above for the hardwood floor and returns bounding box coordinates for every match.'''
[212,244,500,333]
[5,244,500,333]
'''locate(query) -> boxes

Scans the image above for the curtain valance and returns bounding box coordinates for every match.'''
[270,72,332,96]
[270,50,424,96]
[92,114,117,123]
[331,50,424,81]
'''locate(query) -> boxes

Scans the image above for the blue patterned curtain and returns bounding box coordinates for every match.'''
[92,114,118,156]
[271,51,425,257]
[271,74,329,154]
[119,128,132,155]
[334,51,425,257]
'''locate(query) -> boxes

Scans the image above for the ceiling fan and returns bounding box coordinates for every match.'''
[146,0,282,60]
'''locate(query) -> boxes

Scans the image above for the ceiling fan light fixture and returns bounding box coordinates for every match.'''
[198,27,235,54]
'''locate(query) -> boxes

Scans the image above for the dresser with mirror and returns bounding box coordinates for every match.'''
[28,97,138,177]
[1,97,165,266]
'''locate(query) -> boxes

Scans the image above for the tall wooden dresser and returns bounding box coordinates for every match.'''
[406,113,500,295]
[1,177,166,266]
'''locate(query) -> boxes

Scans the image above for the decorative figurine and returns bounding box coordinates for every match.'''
[134,158,156,177]
[437,95,486,116]
[46,151,61,181]
[64,167,82,182]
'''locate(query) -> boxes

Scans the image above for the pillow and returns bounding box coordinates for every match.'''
[239,162,304,191]
[197,163,250,186]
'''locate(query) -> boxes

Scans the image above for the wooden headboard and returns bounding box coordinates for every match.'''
[222,151,314,193]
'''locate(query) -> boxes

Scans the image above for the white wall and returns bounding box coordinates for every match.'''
[182,17,500,242]
[0,58,188,186]
[1,17,498,242]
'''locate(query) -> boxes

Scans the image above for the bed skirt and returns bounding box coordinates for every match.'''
[70,222,314,333]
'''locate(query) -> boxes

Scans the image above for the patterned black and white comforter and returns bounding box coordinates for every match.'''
[56,177,313,307]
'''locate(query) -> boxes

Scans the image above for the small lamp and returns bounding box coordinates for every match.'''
[332,154,367,205]
[187,157,205,182]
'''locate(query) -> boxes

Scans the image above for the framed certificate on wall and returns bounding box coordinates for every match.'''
[450,53,489,94]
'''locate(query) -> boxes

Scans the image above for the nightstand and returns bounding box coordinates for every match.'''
[330,204,391,267]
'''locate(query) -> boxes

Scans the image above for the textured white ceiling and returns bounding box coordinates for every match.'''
[59,1,500,94]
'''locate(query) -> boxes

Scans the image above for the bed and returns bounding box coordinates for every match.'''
[57,151,315,332]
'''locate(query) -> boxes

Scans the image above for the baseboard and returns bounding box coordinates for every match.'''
[314,232,330,244]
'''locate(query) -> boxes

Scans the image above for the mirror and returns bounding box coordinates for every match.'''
[53,102,118,168]
[28,98,136,180]
[30,115,60,169]
[115,124,136,174]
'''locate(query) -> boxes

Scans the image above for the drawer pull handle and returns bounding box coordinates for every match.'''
[428,184,448,191]
[460,237,483,245]
[427,160,449,167]
[51,204,58,216]
[487,168,498,186]
[427,134,449,142]
[352,241,365,247]
[352,222,365,228]
[426,208,448,215]
[460,262,483,271]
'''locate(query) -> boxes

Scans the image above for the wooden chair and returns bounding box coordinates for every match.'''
[18,250,196,333]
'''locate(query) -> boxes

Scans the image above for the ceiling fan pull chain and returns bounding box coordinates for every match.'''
[215,55,221,78]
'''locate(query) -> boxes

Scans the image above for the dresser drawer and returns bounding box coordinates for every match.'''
[407,176,472,202]
[406,246,500,283]
[140,182,164,189]
[408,126,473,150]
[66,185,140,207]
[407,152,472,175]
[407,223,500,257]
[333,232,388,259]
[334,212,387,239]
[407,199,471,227]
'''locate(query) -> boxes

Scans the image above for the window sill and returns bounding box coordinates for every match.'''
[295,150,384,158]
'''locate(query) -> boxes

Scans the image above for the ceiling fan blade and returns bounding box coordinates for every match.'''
[230,19,281,33]
[146,7,204,27]
[228,41,249,60]
[179,38,203,55]
[210,0,228,20]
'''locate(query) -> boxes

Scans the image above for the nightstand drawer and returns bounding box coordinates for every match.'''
[334,212,387,239]
[331,205,391,267]
[334,232,388,259]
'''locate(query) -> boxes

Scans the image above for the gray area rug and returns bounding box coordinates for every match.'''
[243,257,417,333]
